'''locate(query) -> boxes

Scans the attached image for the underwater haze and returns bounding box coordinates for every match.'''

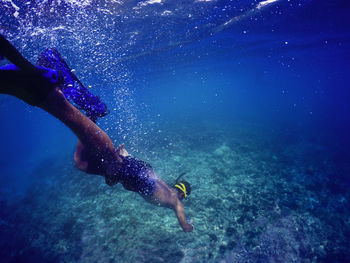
[1,0,350,262]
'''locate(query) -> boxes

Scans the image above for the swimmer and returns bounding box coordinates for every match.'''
[0,34,194,232]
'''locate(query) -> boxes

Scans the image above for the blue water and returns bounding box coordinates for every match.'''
[1,0,350,262]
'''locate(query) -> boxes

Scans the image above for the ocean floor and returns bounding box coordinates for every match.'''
[0,122,349,263]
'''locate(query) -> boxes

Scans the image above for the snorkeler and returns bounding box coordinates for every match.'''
[0,34,194,232]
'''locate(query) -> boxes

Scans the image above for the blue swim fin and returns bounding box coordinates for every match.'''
[37,48,108,121]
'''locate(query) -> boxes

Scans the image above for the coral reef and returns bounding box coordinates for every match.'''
[0,122,349,262]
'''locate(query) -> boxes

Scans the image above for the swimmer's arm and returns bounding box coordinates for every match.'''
[174,200,193,233]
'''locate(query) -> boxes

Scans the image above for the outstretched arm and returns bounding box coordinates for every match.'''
[174,200,194,233]
[150,180,193,232]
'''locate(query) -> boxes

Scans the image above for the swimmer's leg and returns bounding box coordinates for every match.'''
[0,34,36,72]
[0,35,57,105]
[1,35,119,182]
[0,69,34,102]
[74,140,103,175]
[39,88,121,179]
[74,140,89,172]
[0,83,120,182]
[0,66,60,106]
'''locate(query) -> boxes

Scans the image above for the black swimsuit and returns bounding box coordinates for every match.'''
[116,156,157,196]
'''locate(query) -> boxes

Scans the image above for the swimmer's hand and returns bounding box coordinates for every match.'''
[117,143,129,157]
[183,218,194,233]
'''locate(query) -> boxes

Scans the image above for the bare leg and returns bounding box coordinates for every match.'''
[39,88,121,173]
[0,35,57,106]
[1,35,120,181]
[0,70,120,181]
[74,140,104,175]
[0,34,36,72]
[74,140,89,172]
[0,70,44,106]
